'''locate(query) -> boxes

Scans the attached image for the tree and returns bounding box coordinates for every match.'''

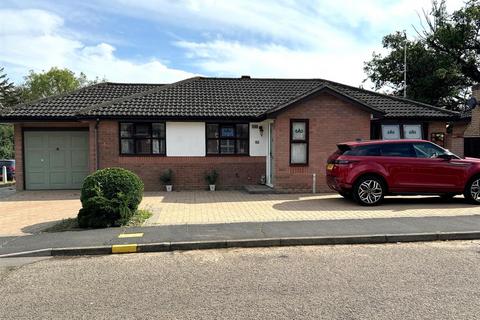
[0,67,20,108]
[364,0,479,110]
[0,124,14,159]
[19,67,101,102]
[0,67,19,159]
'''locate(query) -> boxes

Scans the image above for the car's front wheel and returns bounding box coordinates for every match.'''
[353,175,385,206]
[464,177,480,204]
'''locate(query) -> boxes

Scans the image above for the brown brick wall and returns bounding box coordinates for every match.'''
[425,121,466,157]
[97,121,265,190]
[272,92,371,193]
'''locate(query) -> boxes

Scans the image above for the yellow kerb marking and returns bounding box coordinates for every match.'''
[112,244,138,253]
[118,233,144,238]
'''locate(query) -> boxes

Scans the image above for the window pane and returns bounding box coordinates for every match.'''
[207,139,219,154]
[121,139,134,154]
[380,143,415,157]
[220,139,235,154]
[291,143,307,164]
[345,145,381,156]
[120,123,134,138]
[152,139,166,154]
[236,124,248,138]
[381,125,400,140]
[135,139,151,154]
[236,139,248,154]
[413,143,446,158]
[292,122,306,141]
[220,126,235,138]
[152,123,165,138]
[135,124,151,138]
[403,124,422,139]
[207,124,219,138]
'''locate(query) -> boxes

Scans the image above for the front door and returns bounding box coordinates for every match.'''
[267,122,275,186]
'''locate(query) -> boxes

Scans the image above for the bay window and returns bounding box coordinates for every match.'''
[290,119,308,165]
[120,122,166,155]
[206,123,249,155]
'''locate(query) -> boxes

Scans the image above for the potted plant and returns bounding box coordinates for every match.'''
[205,169,219,191]
[160,169,173,192]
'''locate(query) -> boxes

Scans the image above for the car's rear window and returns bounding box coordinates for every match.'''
[344,144,381,156]
[380,143,415,157]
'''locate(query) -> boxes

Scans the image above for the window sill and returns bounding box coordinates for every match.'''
[206,154,250,157]
[289,163,309,167]
[120,154,167,157]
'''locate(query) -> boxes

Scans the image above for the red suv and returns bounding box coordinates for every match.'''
[326,139,480,206]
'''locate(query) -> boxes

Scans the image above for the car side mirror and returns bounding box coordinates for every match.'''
[438,154,453,161]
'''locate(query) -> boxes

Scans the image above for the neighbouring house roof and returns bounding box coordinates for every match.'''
[0,77,462,121]
[0,83,163,120]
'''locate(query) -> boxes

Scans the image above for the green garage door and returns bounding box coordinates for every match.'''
[24,131,89,190]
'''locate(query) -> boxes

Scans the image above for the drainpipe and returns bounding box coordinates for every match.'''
[312,173,316,194]
[95,119,100,170]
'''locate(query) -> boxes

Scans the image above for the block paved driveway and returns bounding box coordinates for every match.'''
[1,189,478,236]
[142,191,478,225]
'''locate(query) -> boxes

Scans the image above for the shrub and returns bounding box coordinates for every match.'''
[77,168,144,228]
[160,169,173,185]
[205,169,219,185]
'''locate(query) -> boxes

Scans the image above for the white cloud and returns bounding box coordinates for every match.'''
[98,0,466,86]
[177,40,371,85]
[0,8,197,84]
[0,0,467,86]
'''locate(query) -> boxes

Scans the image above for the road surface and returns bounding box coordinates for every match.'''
[1,241,480,319]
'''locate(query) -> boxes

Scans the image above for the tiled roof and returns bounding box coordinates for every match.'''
[0,77,461,120]
[0,82,163,119]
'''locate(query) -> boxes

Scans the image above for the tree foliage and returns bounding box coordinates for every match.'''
[0,67,19,159]
[364,0,480,110]
[0,67,20,108]
[19,67,101,102]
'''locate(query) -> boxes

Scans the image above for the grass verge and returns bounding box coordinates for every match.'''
[43,209,153,232]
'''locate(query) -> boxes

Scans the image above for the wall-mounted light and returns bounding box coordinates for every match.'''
[259,125,264,136]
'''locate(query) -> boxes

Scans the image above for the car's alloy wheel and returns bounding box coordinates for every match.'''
[353,176,385,206]
[470,179,480,202]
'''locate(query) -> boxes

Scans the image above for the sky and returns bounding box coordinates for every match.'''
[0,0,465,88]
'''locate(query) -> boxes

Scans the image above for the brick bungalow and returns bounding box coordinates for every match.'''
[0,76,477,192]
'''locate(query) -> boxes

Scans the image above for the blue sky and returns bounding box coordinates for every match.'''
[0,0,464,87]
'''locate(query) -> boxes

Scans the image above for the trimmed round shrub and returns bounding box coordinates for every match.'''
[77,168,144,228]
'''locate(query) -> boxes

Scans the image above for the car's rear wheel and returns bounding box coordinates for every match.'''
[464,177,480,204]
[353,175,385,206]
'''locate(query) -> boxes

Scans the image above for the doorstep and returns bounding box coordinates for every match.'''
[243,184,275,194]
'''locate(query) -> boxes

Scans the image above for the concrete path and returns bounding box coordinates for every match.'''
[2,214,480,256]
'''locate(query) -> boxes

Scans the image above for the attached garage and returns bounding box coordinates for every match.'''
[24,130,89,190]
